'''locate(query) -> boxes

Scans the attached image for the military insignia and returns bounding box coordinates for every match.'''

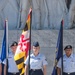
[44,57,47,61]
[14,43,17,46]
[67,46,70,48]
[37,58,40,60]
[71,60,74,62]
[45,58,47,61]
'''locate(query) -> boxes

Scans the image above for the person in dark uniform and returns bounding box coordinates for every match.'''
[57,45,75,75]
[24,41,48,75]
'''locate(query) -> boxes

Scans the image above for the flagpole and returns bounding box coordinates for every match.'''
[28,8,32,75]
[6,19,9,74]
[61,20,63,75]
[6,19,8,58]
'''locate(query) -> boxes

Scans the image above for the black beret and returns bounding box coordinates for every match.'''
[33,41,39,47]
[10,41,18,47]
[64,45,72,50]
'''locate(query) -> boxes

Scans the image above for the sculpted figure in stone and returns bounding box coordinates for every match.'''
[46,0,68,29]
[19,0,49,29]
[18,0,31,29]
[0,0,75,29]
[0,0,19,29]
[68,0,75,28]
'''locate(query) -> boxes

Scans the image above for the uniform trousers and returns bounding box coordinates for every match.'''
[29,69,43,75]
[63,72,75,75]
[8,72,20,75]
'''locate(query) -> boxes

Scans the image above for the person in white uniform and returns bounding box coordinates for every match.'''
[24,41,48,75]
[57,45,75,75]
[3,41,20,75]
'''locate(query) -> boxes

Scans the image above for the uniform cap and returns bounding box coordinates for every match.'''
[10,41,18,47]
[64,45,72,50]
[33,41,39,47]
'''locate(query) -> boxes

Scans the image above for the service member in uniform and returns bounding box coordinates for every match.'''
[57,45,75,75]
[3,41,20,75]
[0,59,2,75]
[24,41,48,75]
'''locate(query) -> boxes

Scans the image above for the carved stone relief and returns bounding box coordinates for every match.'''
[0,0,75,29]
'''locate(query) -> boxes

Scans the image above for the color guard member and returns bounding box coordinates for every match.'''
[24,41,48,75]
[57,45,75,75]
[3,41,20,75]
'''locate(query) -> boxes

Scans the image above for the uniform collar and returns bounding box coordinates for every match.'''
[33,53,40,57]
[70,53,74,58]
[65,53,73,58]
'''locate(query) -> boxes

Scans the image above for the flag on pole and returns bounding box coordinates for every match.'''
[51,20,63,75]
[1,21,6,62]
[14,8,32,75]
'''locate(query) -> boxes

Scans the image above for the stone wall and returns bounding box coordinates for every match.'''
[0,0,75,30]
